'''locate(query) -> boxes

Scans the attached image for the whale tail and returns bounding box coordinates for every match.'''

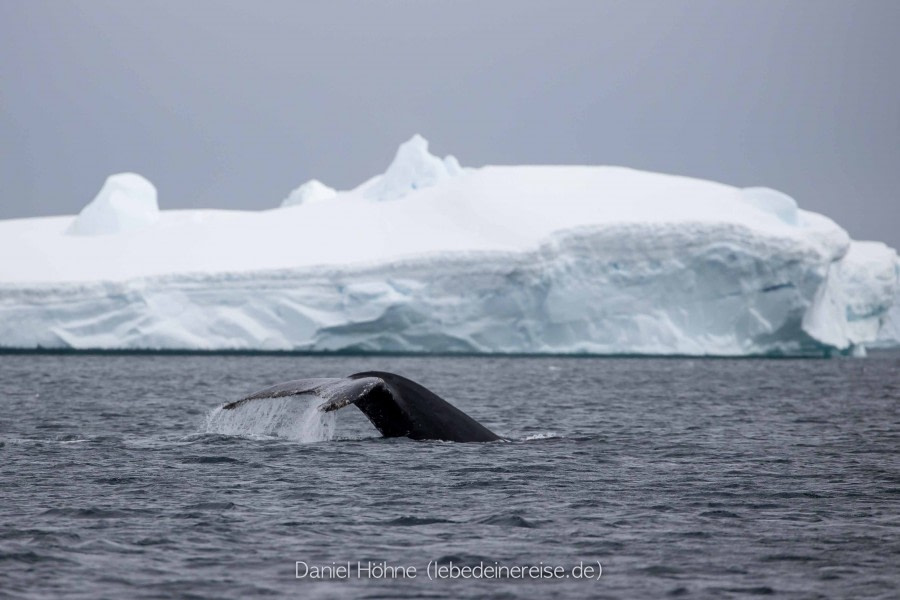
[223,371,503,443]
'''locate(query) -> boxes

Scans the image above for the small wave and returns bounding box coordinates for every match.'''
[94,476,142,485]
[382,516,454,527]
[73,538,144,554]
[715,586,776,596]
[699,509,742,519]
[0,529,81,543]
[175,433,245,447]
[39,507,149,519]
[180,455,240,464]
[642,564,682,576]
[135,537,173,546]
[183,502,236,511]
[760,554,819,563]
[433,553,495,565]
[0,550,59,564]
[202,395,336,443]
[476,513,538,528]
[56,436,89,444]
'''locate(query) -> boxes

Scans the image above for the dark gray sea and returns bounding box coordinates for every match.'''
[1,354,898,599]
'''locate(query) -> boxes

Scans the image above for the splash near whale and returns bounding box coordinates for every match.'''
[223,371,503,443]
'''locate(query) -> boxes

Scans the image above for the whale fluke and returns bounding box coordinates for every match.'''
[223,371,503,443]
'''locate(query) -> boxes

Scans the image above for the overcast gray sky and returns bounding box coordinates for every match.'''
[1,0,898,248]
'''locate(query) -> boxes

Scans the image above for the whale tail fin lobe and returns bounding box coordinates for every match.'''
[224,377,384,412]
[223,371,503,443]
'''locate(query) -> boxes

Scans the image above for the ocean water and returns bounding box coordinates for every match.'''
[1,353,898,599]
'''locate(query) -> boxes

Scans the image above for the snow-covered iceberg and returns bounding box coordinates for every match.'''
[0,135,897,355]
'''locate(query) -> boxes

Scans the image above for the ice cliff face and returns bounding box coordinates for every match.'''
[873,257,900,348]
[0,136,897,355]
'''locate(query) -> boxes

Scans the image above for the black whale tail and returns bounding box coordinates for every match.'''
[223,371,503,443]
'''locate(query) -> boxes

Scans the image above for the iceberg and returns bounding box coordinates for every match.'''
[0,136,896,355]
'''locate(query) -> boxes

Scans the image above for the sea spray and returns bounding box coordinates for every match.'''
[522,432,560,441]
[203,395,336,443]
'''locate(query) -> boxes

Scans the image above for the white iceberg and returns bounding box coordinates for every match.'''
[67,173,159,236]
[0,136,896,355]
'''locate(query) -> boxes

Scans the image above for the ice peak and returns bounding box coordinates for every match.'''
[366,134,462,201]
[68,172,159,236]
[402,133,429,153]
[281,179,337,208]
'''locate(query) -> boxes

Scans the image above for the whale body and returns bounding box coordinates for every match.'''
[223,371,503,443]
